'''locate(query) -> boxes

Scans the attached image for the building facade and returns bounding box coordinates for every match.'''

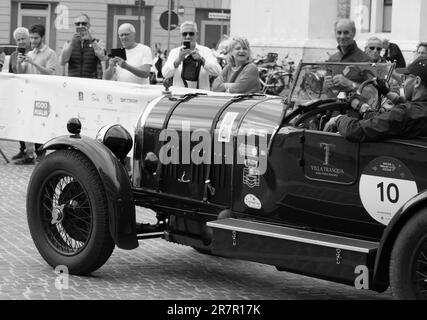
[231,0,427,64]
[0,0,230,56]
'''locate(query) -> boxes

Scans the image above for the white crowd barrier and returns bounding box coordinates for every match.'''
[0,73,211,145]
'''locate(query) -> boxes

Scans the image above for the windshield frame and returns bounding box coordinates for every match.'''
[286,61,396,106]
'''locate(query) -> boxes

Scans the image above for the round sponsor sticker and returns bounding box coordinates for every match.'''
[359,157,418,225]
[244,194,262,210]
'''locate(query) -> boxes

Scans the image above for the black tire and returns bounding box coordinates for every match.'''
[390,210,427,300]
[27,150,115,275]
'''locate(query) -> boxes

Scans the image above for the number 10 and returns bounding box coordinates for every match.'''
[377,182,399,204]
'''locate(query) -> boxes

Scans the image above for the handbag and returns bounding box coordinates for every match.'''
[181,54,203,88]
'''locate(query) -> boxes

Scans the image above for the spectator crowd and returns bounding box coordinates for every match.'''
[1,13,427,163]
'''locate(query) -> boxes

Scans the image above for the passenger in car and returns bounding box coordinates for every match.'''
[324,19,371,93]
[212,37,260,94]
[365,37,387,63]
[325,57,427,142]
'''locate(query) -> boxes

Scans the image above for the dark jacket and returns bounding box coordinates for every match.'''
[327,41,372,84]
[328,41,371,63]
[384,42,406,68]
[68,39,101,78]
[336,100,427,142]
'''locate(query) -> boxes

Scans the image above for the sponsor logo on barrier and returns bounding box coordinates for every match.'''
[107,94,114,104]
[120,98,138,104]
[78,92,84,101]
[33,101,50,117]
[91,93,100,102]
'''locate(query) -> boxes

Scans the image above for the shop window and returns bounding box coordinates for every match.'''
[351,0,393,33]
[353,0,372,33]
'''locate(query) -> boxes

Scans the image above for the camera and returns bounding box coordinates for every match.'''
[17,47,26,55]
[183,40,191,50]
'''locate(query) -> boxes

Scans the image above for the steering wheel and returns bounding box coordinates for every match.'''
[355,77,382,112]
[295,102,355,132]
[322,78,381,133]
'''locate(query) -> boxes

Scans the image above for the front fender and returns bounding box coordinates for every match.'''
[42,134,138,250]
[372,190,427,291]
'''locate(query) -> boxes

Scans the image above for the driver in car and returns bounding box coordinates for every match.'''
[325,57,427,142]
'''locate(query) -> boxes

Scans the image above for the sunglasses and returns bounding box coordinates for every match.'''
[75,22,88,26]
[369,47,382,51]
[182,32,195,37]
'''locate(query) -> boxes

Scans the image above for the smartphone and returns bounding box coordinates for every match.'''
[76,26,86,34]
[17,47,26,55]
[108,48,127,61]
[183,40,191,50]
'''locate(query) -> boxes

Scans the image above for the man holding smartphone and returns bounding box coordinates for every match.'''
[162,21,221,90]
[16,24,58,165]
[59,13,107,79]
[104,23,153,84]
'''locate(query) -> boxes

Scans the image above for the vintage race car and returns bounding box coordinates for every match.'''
[27,62,427,300]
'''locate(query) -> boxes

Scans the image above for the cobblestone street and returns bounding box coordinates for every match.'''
[0,140,392,300]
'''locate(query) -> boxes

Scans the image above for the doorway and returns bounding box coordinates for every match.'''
[17,2,51,46]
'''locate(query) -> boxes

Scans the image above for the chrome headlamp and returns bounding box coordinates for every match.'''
[96,124,133,161]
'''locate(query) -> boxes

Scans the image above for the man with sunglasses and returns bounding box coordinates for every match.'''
[59,14,106,79]
[365,37,386,63]
[162,21,221,90]
[325,57,427,142]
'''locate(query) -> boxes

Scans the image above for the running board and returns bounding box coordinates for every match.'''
[207,218,379,287]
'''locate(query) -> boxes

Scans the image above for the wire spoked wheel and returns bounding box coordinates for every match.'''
[41,174,92,255]
[27,150,114,275]
[390,210,427,300]
[412,236,427,299]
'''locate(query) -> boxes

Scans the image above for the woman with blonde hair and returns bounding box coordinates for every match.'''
[212,37,260,94]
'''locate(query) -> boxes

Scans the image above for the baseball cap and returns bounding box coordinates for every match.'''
[396,57,427,83]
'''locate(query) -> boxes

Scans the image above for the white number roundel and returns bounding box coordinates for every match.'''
[359,157,418,226]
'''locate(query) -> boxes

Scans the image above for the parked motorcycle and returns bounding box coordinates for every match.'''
[254,52,295,96]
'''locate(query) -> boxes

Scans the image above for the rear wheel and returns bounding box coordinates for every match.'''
[390,210,427,300]
[27,150,115,275]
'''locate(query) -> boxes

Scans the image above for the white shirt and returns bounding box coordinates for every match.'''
[19,44,58,75]
[115,43,153,84]
[162,43,221,90]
